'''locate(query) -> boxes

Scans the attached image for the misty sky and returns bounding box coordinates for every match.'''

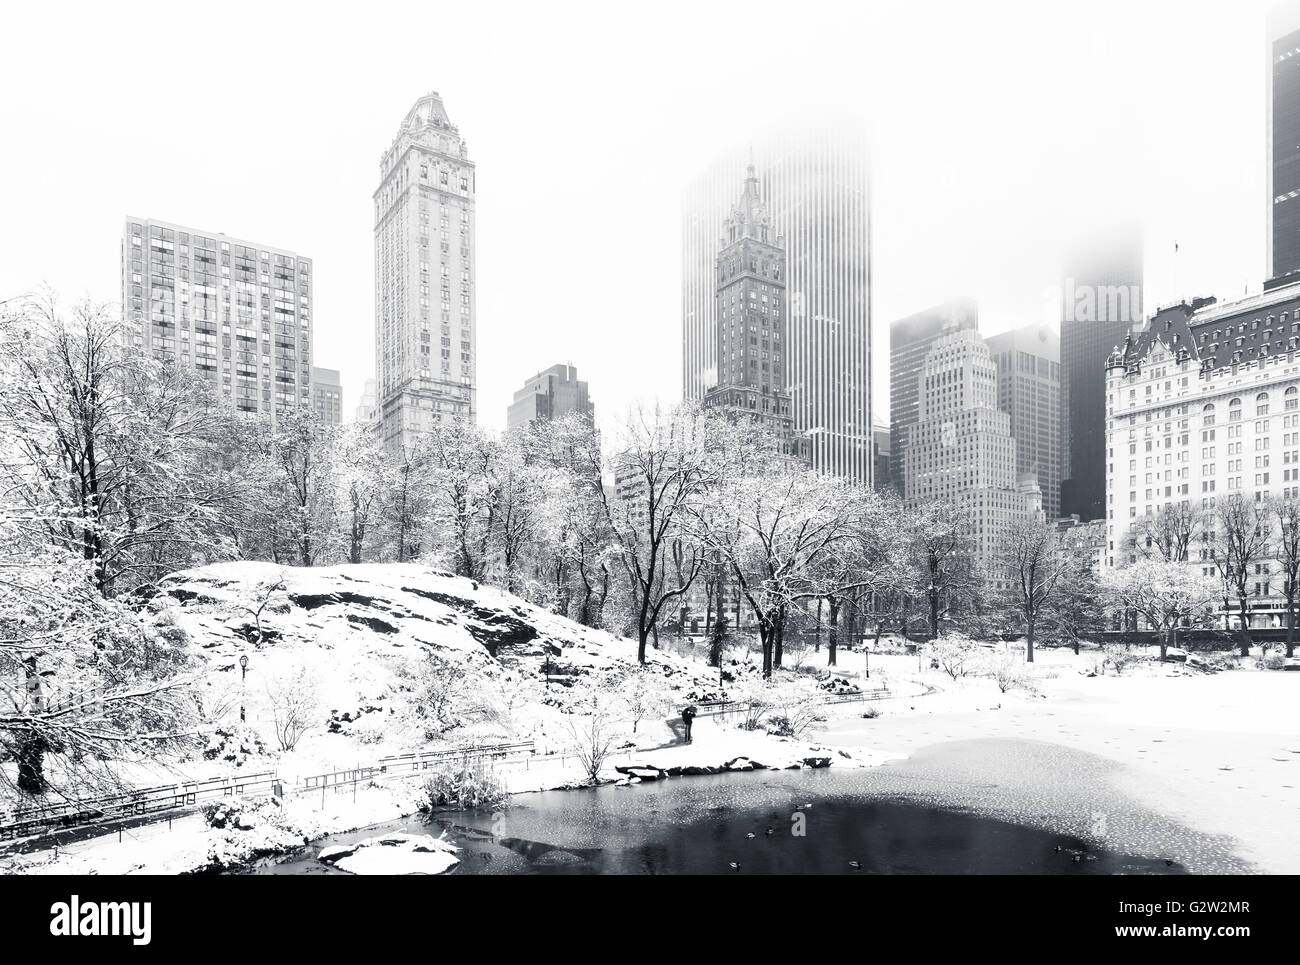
[0,0,1277,434]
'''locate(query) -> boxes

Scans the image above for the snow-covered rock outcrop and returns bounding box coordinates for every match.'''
[145,561,715,769]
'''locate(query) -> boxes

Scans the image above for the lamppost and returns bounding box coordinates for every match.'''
[239,654,249,722]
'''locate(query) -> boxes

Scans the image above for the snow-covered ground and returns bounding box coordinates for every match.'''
[6,561,1298,875]
[819,646,1300,873]
[0,561,905,874]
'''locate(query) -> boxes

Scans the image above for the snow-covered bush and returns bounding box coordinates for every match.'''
[763,674,825,738]
[408,653,493,739]
[201,726,267,767]
[926,633,979,681]
[985,651,1036,694]
[1102,644,1142,676]
[563,699,620,784]
[201,801,254,830]
[265,666,319,752]
[418,760,508,810]
[615,666,674,734]
[352,717,388,745]
[1261,651,1287,671]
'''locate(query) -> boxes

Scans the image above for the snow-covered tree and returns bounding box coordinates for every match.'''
[999,518,1069,662]
[0,545,196,797]
[699,466,859,677]
[1213,494,1273,656]
[591,403,727,664]
[1101,558,1217,659]
[906,499,981,640]
[1273,497,1300,658]
[0,295,245,595]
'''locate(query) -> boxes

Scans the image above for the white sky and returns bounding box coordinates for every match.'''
[0,0,1278,433]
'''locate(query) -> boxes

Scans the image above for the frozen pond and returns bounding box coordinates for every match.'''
[251,738,1240,874]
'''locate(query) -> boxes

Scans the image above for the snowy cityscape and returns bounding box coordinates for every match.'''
[0,2,1293,937]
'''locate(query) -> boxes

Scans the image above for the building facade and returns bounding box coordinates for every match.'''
[1269,3,1300,283]
[375,91,476,451]
[683,124,872,482]
[889,297,979,493]
[903,330,1041,589]
[121,217,313,416]
[1060,226,1144,521]
[1104,279,1300,627]
[1053,515,1106,575]
[506,363,595,430]
[986,324,1063,520]
[872,421,891,492]
[311,366,342,426]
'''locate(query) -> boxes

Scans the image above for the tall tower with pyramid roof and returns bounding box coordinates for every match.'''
[374,91,476,450]
[702,164,798,451]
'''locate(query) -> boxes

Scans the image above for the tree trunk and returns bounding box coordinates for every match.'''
[1288,597,1296,659]
[815,598,823,652]
[1025,614,1035,664]
[827,596,840,666]
[929,587,940,640]
[773,607,786,668]
[760,618,774,678]
[1237,596,1252,657]
[17,656,45,794]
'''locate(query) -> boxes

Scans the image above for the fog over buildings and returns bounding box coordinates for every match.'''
[0,0,1272,444]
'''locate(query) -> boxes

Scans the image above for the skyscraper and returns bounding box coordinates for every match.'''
[986,324,1063,520]
[120,217,313,417]
[375,91,476,451]
[1268,2,1300,283]
[700,164,795,446]
[1059,226,1144,521]
[888,297,979,493]
[355,378,378,425]
[506,363,595,430]
[311,366,342,426]
[903,330,1041,589]
[683,124,871,482]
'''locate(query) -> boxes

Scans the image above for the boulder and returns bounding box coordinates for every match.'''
[627,768,663,781]
[801,756,832,769]
[725,757,754,771]
[318,832,459,875]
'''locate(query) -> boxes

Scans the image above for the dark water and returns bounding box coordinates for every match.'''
[252,763,1189,875]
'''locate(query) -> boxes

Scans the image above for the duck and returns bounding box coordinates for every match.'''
[746,832,756,839]
[729,861,740,871]
[848,860,861,870]
[765,827,775,836]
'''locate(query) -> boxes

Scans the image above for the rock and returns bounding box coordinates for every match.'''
[801,756,832,769]
[664,766,683,777]
[317,844,360,863]
[234,814,257,831]
[680,765,716,776]
[319,833,459,875]
[627,768,663,780]
[725,757,754,771]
